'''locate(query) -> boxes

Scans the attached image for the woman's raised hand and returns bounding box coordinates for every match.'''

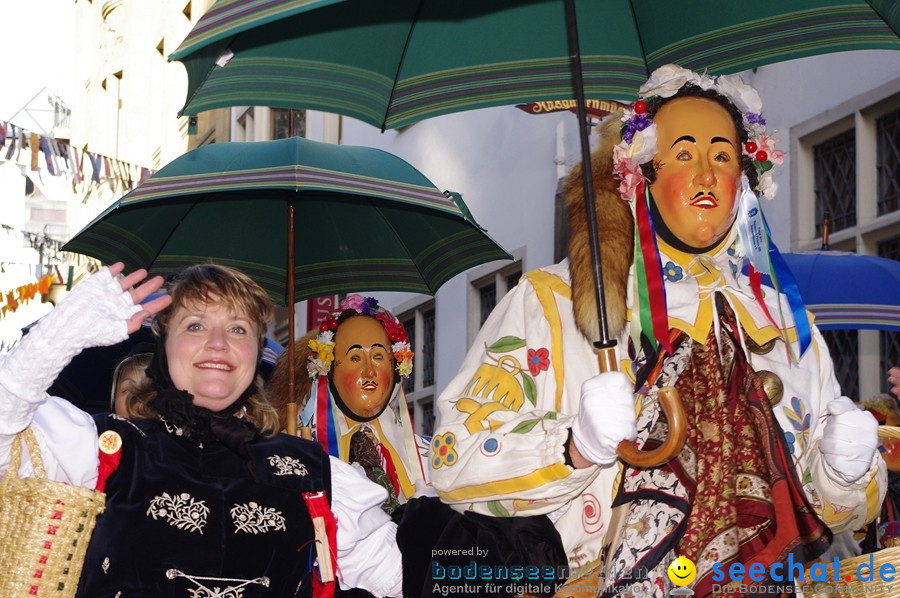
[108,262,172,334]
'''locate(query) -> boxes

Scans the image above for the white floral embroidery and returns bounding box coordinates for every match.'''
[187,588,244,598]
[102,557,110,574]
[231,501,286,534]
[146,492,209,534]
[268,454,308,477]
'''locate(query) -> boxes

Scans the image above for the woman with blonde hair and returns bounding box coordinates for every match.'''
[0,262,401,597]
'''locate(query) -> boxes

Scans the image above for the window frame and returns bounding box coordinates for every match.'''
[791,77,900,401]
[395,297,437,436]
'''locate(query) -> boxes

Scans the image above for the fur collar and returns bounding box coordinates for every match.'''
[564,112,634,343]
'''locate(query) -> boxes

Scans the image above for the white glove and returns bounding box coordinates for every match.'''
[820,397,879,484]
[571,372,637,466]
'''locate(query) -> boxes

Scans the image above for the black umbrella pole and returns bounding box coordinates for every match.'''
[564,0,685,468]
[286,201,298,436]
[563,0,615,354]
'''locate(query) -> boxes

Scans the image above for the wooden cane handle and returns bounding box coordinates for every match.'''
[616,386,687,467]
[595,347,687,468]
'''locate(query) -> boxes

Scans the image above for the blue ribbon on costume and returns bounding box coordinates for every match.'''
[765,221,812,358]
[736,175,811,359]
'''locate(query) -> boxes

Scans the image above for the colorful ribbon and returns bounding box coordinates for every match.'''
[632,182,672,355]
[736,176,811,359]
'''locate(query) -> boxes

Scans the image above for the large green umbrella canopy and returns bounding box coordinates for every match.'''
[171,0,900,128]
[62,136,511,306]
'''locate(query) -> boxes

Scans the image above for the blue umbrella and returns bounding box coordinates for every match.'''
[751,251,900,331]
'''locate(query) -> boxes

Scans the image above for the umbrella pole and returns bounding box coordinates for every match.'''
[563,0,685,467]
[285,200,298,436]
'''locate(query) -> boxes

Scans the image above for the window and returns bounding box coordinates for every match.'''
[397,300,436,436]
[876,108,900,216]
[401,314,416,395]
[879,236,900,395]
[822,330,859,400]
[814,129,856,236]
[794,82,900,401]
[469,260,522,342]
[273,109,306,139]
[420,401,435,437]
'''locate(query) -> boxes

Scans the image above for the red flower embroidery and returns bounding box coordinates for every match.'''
[527,348,550,376]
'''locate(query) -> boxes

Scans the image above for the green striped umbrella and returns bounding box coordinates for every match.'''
[167,0,898,450]
[62,137,511,306]
[171,0,900,129]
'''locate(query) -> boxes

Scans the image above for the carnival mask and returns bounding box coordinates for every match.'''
[649,96,742,250]
[330,315,396,420]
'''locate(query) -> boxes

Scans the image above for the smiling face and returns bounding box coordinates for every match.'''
[667,555,697,587]
[332,315,396,420]
[164,298,260,411]
[649,96,742,249]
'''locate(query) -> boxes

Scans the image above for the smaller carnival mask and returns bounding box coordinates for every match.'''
[331,315,397,420]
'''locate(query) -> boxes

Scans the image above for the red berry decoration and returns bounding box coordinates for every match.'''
[755,150,768,162]
[634,100,647,114]
[745,141,758,153]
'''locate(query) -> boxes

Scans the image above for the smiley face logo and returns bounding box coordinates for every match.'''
[667,556,696,587]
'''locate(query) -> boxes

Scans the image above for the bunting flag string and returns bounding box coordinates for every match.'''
[0,274,57,320]
[0,118,153,194]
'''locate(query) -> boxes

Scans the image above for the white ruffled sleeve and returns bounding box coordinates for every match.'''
[0,267,137,485]
[0,396,99,488]
[329,456,402,597]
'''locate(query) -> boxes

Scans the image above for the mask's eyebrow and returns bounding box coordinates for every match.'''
[671,135,696,148]
[711,136,735,146]
[346,343,389,353]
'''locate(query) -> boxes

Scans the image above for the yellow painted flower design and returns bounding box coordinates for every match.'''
[431,433,458,469]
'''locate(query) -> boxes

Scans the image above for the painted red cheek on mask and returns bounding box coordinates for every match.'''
[660,175,692,206]
[338,370,363,393]
[376,368,392,386]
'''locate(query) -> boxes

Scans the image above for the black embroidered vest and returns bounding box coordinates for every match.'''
[79,415,332,597]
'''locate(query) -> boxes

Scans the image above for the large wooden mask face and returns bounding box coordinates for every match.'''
[649,96,742,249]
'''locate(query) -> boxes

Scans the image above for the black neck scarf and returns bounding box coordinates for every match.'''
[146,339,261,459]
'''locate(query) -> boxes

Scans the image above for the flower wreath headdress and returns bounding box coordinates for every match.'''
[307,294,414,379]
[613,64,783,204]
[610,64,810,359]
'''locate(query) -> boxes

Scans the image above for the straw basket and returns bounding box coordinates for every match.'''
[0,428,105,597]
[880,425,900,441]
[801,547,900,598]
